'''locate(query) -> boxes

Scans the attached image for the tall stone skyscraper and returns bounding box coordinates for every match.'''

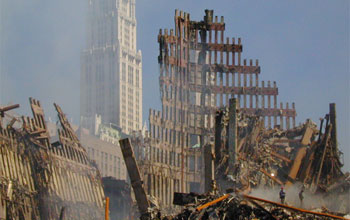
[80,0,142,134]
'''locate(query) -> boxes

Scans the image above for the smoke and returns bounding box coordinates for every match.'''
[249,183,346,212]
[0,0,86,122]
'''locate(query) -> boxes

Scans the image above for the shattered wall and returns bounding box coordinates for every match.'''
[0,98,105,220]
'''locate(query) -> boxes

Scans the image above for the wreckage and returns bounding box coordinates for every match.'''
[0,98,105,220]
[170,191,350,220]
[168,101,349,219]
[121,101,349,219]
[211,100,349,214]
[1,7,348,220]
[117,9,349,219]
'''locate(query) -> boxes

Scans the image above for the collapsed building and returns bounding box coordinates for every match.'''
[0,8,348,220]
[123,101,349,219]
[124,101,349,219]
[212,100,349,213]
[124,9,349,218]
[133,9,297,210]
[0,98,105,220]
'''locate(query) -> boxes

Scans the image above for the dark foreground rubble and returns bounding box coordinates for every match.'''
[166,192,350,220]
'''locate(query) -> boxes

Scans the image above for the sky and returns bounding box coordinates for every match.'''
[0,0,349,170]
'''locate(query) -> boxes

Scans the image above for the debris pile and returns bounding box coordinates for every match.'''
[119,100,349,219]
[120,100,349,219]
[167,192,349,220]
[213,100,349,213]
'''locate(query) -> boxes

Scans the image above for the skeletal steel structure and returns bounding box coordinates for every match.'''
[0,98,104,220]
[147,9,297,207]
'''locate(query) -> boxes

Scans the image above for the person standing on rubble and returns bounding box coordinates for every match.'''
[279,186,286,204]
[299,186,304,207]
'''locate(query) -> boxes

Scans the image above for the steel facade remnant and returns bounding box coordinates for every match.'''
[146,9,297,209]
[0,98,105,220]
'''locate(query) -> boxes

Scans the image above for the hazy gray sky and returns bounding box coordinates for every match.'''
[0,0,349,170]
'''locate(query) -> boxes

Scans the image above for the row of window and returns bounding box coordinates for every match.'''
[151,125,189,146]
[121,62,141,87]
[121,118,140,131]
[85,147,125,178]
[133,145,201,172]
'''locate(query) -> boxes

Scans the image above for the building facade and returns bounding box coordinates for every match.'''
[81,0,142,134]
[79,125,128,180]
[47,118,128,180]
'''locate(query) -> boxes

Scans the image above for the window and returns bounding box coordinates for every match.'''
[165,151,168,164]
[197,156,202,171]
[117,157,121,178]
[128,66,134,84]
[124,22,130,48]
[157,148,160,162]
[171,152,174,166]
[122,63,126,81]
[189,156,195,172]
[136,69,140,87]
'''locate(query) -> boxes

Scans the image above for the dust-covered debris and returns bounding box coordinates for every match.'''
[0,98,105,220]
[213,100,349,214]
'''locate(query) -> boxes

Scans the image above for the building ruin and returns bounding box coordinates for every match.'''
[134,9,297,210]
[0,99,105,220]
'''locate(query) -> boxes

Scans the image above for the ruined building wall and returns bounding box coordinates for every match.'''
[131,134,202,209]
[0,99,105,220]
[144,10,297,209]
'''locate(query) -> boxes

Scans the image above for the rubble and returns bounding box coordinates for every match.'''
[0,98,105,219]
[122,99,349,219]
[167,192,349,220]
[120,100,349,219]
[213,100,349,214]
